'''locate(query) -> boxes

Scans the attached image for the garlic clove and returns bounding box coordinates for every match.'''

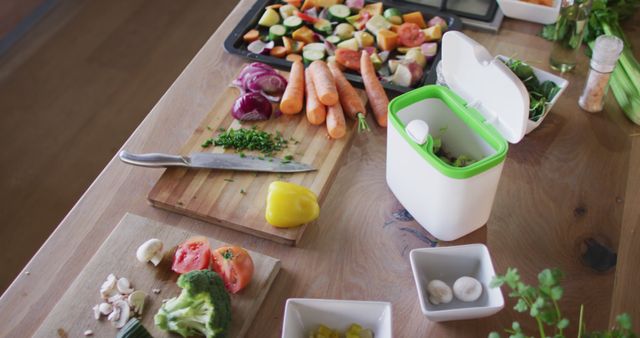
[92,304,101,320]
[426,279,453,305]
[453,276,482,302]
[98,302,112,315]
[112,300,130,329]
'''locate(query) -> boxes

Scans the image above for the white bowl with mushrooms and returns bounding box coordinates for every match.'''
[409,244,504,322]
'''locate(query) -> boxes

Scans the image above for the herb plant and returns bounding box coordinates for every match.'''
[489,267,636,338]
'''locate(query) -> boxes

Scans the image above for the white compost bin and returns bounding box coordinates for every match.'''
[386,31,530,241]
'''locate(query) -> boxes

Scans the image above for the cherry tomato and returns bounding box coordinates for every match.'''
[335,48,361,72]
[211,246,255,294]
[171,236,211,274]
[397,23,425,47]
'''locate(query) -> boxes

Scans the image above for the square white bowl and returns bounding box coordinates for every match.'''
[497,0,561,24]
[496,55,569,134]
[282,298,392,338]
[409,244,504,322]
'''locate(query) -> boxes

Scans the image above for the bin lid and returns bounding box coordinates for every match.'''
[441,31,528,144]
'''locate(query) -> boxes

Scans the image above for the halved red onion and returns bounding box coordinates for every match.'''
[232,92,272,121]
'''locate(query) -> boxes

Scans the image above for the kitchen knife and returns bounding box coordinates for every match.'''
[118,151,315,173]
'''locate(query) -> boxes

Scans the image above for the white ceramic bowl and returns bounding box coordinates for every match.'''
[409,244,504,322]
[497,0,561,24]
[496,55,569,134]
[281,298,392,338]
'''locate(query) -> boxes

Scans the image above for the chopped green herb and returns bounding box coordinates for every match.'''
[201,138,213,148]
[218,127,226,132]
[223,178,234,182]
[211,127,288,155]
[503,58,561,121]
[281,160,292,164]
[239,152,246,158]
[206,126,213,131]
[240,189,247,195]
[258,156,265,160]
[284,155,294,161]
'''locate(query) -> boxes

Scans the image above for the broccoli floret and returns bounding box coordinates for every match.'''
[155,269,231,338]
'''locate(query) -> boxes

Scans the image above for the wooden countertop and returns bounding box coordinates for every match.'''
[1,1,639,336]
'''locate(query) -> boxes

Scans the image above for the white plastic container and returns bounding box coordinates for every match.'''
[497,0,561,24]
[387,31,531,241]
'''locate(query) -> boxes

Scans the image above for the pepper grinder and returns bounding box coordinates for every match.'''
[578,35,624,113]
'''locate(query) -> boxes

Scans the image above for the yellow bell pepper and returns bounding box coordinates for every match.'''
[265,181,320,228]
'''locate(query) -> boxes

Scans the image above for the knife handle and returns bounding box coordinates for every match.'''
[118,151,188,168]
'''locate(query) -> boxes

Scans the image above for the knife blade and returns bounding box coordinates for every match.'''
[118,151,315,173]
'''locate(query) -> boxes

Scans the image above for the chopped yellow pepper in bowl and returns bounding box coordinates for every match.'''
[265,181,320,228]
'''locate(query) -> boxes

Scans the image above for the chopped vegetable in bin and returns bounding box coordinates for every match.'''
[309,323,375,338]
[433,137,477,168]
[242,1,452,89]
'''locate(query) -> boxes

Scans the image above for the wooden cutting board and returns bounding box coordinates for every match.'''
[34,213,280,338]
[148,65,367,246]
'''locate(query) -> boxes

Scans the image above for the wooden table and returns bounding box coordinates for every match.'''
[1,1,639,336]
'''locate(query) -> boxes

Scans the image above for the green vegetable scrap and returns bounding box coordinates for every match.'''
[503,58,561,121]
[489,267,636,338]
[204,126,288,156]
[154,269,231,338]
[541,0,640,125]
[116,318,153,338]
[432,137,476,168]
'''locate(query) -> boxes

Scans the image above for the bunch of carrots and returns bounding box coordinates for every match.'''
[279,51,389,138]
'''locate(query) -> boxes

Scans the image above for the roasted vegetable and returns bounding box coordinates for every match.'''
[154,270,231,338]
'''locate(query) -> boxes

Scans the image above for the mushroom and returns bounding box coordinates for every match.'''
[136,239,164,266]
[128,290,147,315]
[117,277,134,294]
[111,300,130,329]
[100,274,117,299]
[108,294,125,303]
[426,279,453,305]
[98,302,113,315]
[453,276,482,302]
[107,302,120,322]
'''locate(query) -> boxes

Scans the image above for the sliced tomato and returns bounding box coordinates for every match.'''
[297,12,319,24]
[397,22,425,47]
[335,48,361,72]
[171,236,211,274]
[211,246,255,294]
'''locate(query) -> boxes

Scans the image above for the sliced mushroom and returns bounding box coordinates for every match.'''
[92,304,101,320]
[111,300,130,329]
[136,239,164,266]
[128,290,147,315]
[100,274,117,299]
[98,302,112,315]
[117,277,134,294]
[108,293,125,303]
[107,303,121,322]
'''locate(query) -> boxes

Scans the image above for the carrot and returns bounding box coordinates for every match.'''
[284,0,302,6]
[286,53,303,63]
[327,61,370,132]
[243,29,260,43]
[360,51,388,127]
[304,67,326,125]
[280,60,305,115]
[326,102,346,139]
[309,61,339,106]
[270,46,287,58]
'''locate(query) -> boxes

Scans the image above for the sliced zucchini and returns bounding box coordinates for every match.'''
[283,15,303,31]
[313,18,332,35]
[335,23,355,40]
[325,35,341,44]
[303,49,325,63]
[383,8,403,25]
[303,42,326,52]
[258,8,280,27]
[365,14,391,35]
[328,4,351,21]
[268,24,287,41]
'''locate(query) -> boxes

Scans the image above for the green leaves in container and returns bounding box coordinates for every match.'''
[503,58,561,121]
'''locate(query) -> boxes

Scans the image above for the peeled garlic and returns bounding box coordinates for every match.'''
[453,276,482,302]
[426,279,453,305]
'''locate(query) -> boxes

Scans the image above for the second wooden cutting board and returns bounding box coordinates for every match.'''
[148,65,368,245]
[34,213,280,338]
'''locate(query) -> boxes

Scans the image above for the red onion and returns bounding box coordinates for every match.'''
[232,92,272,121]
[346,0,364,9]
[243,71,288,101]
[247,40,274,55]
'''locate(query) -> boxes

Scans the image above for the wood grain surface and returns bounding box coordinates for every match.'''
[148,67,367,246]
[0,1,639,337]
[34,213,280,338]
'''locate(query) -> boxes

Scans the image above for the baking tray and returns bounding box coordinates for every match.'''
[223,0,462,93]
[395,0,498,22]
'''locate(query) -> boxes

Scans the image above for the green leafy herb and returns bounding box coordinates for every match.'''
[503,58,561,121]
[284,155,294,161]
[218,127,226,132]
[432,137,476,167]
[201,138,214,148]
[239,152,246,158]
[211,127,288,156]
[223,178,234,182]
[490,267,636,338]
[240,189,247,195]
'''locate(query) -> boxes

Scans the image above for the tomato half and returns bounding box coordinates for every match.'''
[211,246,255,294]
[171,236,211,274]
[335,48,361,72]
[397,23,425,47]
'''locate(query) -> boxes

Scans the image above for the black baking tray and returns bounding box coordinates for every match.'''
[395,0,498,22]
[223,0,462,93]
